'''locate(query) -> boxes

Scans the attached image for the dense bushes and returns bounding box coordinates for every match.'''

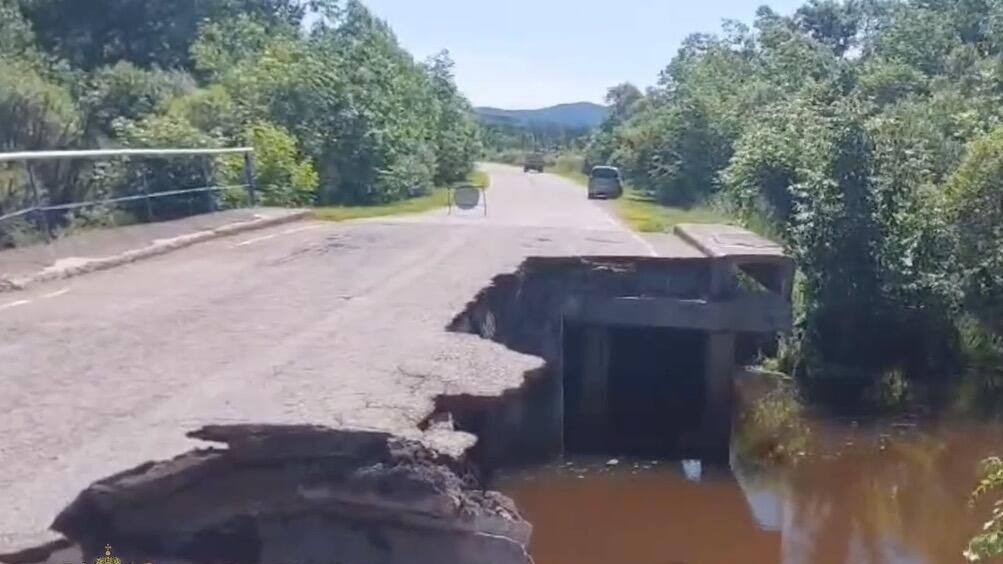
[586,0,1003,405]
[0,0,481,237]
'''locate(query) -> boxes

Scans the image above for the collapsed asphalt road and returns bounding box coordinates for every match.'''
[0,164,693,554]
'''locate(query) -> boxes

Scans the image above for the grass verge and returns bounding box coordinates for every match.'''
[552,155,588,185]
[468,170,490,189]
[614,191,735,233]
[311,170,489,222]
[553,167,588,185]
[311,190,449,222]
[550,163,733,232]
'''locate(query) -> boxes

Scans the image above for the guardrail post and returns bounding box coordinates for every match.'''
[203,155,217,213]
[25,161,52,243]
[243,151,257,207]
[139,165,154,222]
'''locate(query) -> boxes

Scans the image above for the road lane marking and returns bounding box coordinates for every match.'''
[234,233,279,247]
[42,288,71,299]
[630,231,660,257]
[281,224,322,236]
[595,204,660,257]
[234,223,323,247]
[0,299,30,311]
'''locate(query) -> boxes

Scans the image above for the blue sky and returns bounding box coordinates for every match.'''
[362,0,806,109]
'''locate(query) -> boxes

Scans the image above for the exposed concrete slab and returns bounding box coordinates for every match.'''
[674,223,786,262]
[643,232,706,259]
[565,294,792,333]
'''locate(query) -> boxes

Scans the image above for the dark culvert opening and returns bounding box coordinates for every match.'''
[437,256,741,468]
[563,322,708,458]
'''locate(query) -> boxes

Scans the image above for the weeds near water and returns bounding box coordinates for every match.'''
[863,367,911,410]
[954,317,1003,415]
[735,371,811,466]
[964,457,1003,562]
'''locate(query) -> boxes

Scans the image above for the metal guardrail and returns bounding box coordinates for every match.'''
[0,147,254,162]
[0,147,257,242]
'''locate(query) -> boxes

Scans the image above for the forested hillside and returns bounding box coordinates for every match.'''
[475,102,608,129]
[587,0,1003,412]
[0,0,481,222]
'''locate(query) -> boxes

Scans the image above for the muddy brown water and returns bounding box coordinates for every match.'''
[496,419,1003,564]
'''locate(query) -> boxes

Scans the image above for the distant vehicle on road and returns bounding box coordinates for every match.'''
[523,152,545,173]
[587,166,624,199]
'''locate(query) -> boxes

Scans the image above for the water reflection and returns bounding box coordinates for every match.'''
[496,421,1003,564]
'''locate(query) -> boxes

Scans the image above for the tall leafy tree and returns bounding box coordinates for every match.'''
[17,0,306,69]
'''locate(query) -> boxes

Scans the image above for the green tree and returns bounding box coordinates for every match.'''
[794,0,861,56]
[425,50,481,185]
[222,121,318,207]
[19,0,306,70]
[80,62,194,139]
[0,0,33,55]
[945,127,1003,336]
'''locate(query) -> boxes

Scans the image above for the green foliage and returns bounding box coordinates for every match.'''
[222,122,318,207]
[0,0,480,233]
[592,0,1003,410]
[793,0,860,56]
[426,51,481,185]
[18,0,305,69]
[164,85,241,139]
[479,119,590,157]
[946,127,1003,335]
[734,374,810,465]
[115,113,222,218]
[965,457,1003,561]
[615,192,734,233]
[80,62,194,137]
[0,0,33,55]
[0,56,80,152]
[310,188,449,222]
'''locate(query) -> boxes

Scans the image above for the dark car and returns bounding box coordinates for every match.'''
[587,166,624,199]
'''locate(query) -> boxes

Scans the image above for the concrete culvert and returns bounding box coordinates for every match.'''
[440,254,792,465]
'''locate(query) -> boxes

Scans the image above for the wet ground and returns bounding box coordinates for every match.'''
[496,419,1003,564]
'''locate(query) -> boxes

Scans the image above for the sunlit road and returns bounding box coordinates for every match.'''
[0,164,692,552]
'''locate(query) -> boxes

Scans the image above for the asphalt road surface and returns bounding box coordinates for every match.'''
[0,164,695,551]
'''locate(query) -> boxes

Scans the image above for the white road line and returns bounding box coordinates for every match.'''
[0,299,31,311]
[596,204,660,257]
[631,231,660,257]
[281,224,322,236]
[234,223,322,248]
[234,233,279,247]
[42,288,71,299]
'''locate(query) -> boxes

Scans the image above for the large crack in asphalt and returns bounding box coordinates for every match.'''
[2,255,698,564]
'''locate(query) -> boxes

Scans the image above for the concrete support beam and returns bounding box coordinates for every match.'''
[701,332,736,464]
[567,295,792,334]
[579,326,611,446]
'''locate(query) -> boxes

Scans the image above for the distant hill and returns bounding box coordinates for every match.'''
[474,102,608,129]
